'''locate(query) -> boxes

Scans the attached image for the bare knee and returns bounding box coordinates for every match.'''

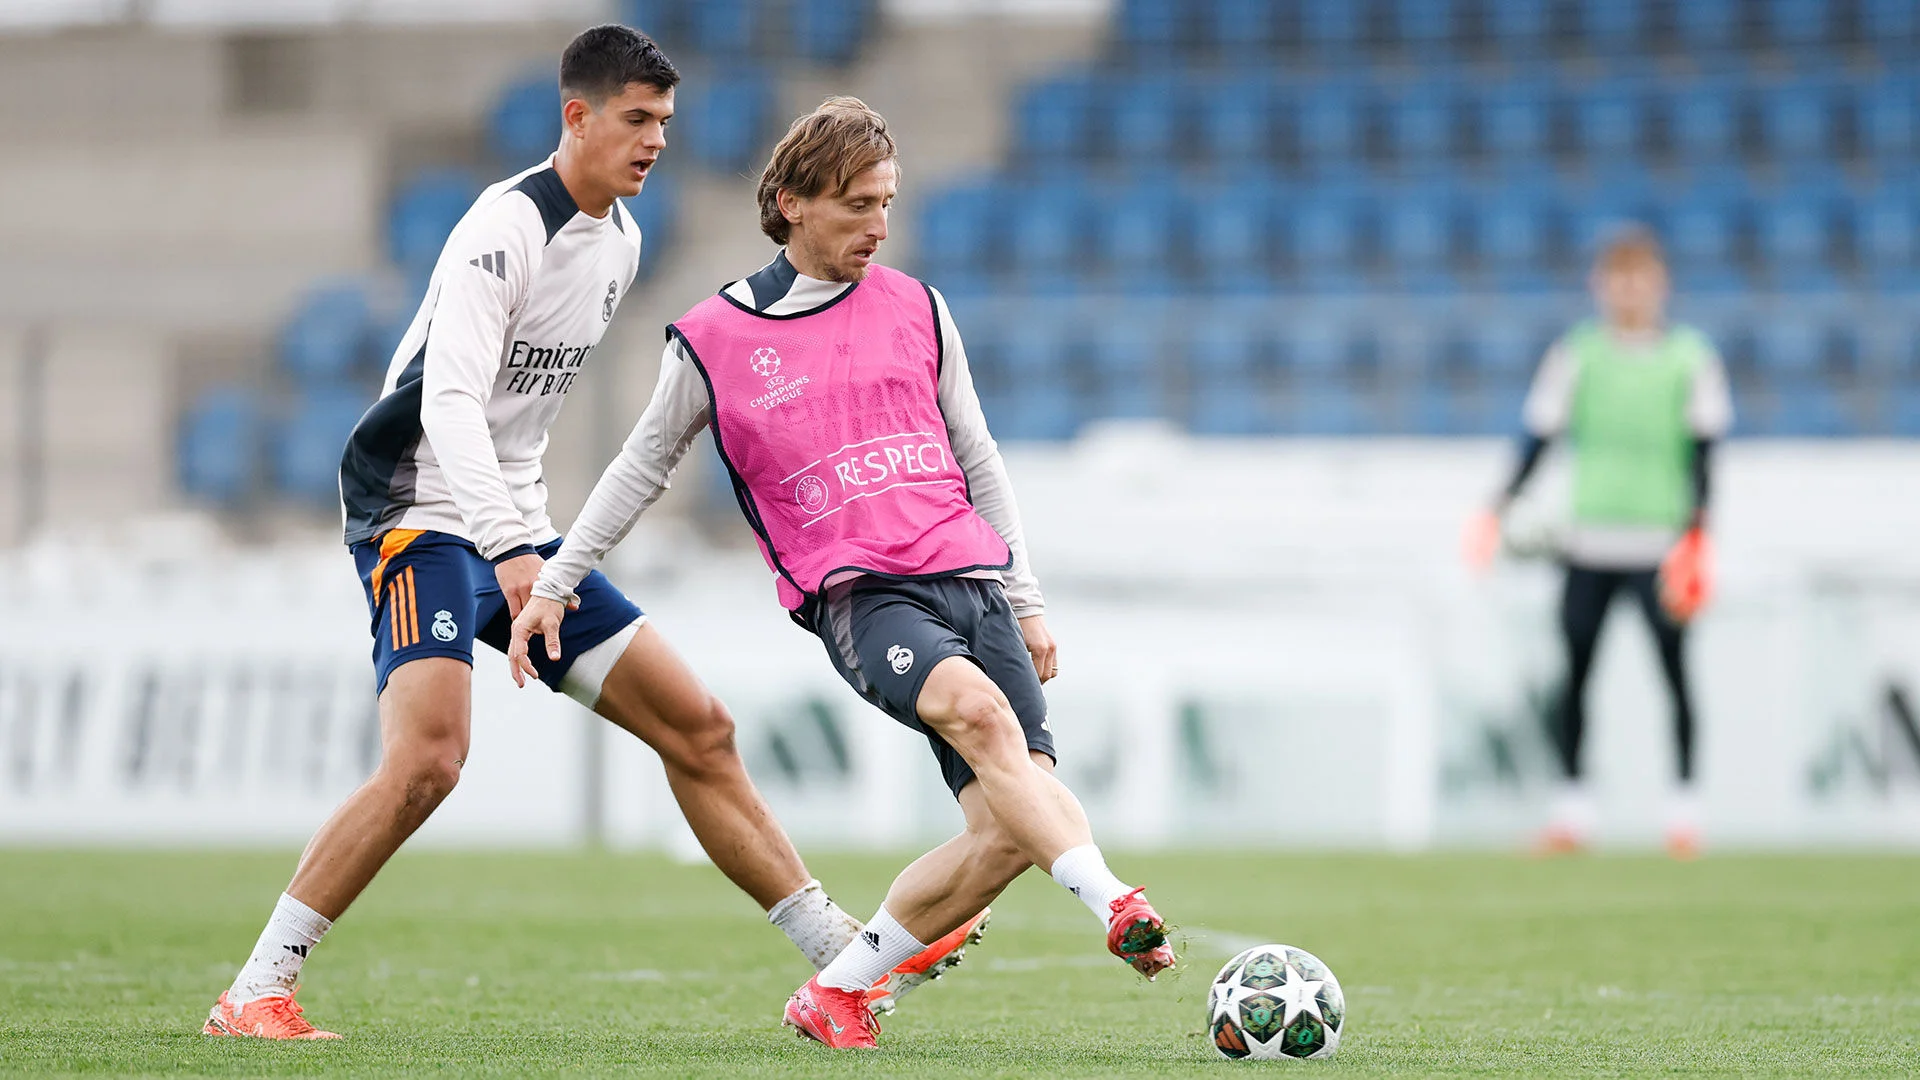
[939,689,1024,762]
[660,695,741,781]
[380,743,463,825]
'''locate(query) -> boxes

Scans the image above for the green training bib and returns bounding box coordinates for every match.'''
[1565,320,1708,529]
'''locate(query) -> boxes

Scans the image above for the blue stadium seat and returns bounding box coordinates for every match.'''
[993,322,1078,440]
[1192,186,1274,286]
[1485,1,1550,55]
[1770,379,1853,437]
[1121,74,1186,162]
[488,75,559,169]
[1007,185,1084,283]
[1377,188,1459,290]
[1673,0,1742,52]
[1300,0,1364,54]
[1762,0,1833,49]
[275,389,369,502]
[1665,190,1747,290]
[1667,79,1745,162]
[678,73,771,173]
[1888,384,1920,437]
[1752,315,1829,377]
[1572,83,1649,162]
[689,0,755,56]
[1088,321,1164,420]
[1757,190,1838,288]
[1188,319,1267,436]
[1856,78,1917,161]
[1853,189,1919,288]
[1117,0,1182,50]
[1473,193,1556,289]
[1282,317,1350,373]
[1384,83,1460,163]
[623,1,682,45]
[1861,0,1919,43]
[1286,193,1367,289]
[1461,321,1544,376]
[916,183,999,279]
[280,281,373,384]
[1579,0,1649,52]
[1392,0,1460,56]
[179,386,261,504]
[1478,82,1553,163]
[1206,0,1279,57]
[791,0,868,65]
[1296,83,1367,164]
[620,169,678,274]
[1015,76,1097,164]
[1757,81,1836,161]
[1197,76,1274,164]
[388,168,478,274]
[1287,377,1368,435]
[1096,186,1181,284]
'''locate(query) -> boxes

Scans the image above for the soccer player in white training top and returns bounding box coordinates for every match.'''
[508,98,1176,1051]
[203,29,977,1041]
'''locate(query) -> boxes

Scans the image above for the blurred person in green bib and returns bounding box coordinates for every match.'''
[1466,227,1732,859]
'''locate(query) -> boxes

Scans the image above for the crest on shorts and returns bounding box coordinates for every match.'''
[431,609,459,642]
[887,645,914,675]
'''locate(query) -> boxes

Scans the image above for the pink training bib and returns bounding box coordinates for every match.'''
[671,263,1011,613]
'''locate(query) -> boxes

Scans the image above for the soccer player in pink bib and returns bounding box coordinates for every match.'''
[509,97,1174,1049]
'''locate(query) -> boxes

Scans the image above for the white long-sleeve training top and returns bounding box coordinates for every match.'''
[340,156,641,561]
[534,251,1047,616]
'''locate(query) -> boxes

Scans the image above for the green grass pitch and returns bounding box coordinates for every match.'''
[1,850,1914,1076]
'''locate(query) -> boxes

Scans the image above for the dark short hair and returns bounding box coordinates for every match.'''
[560,24,679,106]
[757,97,897,245]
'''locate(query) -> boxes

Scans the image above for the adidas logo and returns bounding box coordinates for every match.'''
[284,944,310,957]
[861,930,881,952]
[469,250,507,281]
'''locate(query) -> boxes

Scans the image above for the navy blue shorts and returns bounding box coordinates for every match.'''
[813,575,1055,798]
[351,530,643,696]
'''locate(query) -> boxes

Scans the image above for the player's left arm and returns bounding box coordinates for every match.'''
[929,288,1057,681]
[1660,339,1736,621]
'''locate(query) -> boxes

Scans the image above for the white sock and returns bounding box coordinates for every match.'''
[1049,844,1133,925]
[228,892,331,1004]
[1550,781,1598,839]
[816,906,926,993]
[1668,789,1701,833]
[767,879,863,972]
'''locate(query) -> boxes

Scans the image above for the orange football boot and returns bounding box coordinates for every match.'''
[784,975,880,1049]
[203,989,340,1040]
[1106,887,1175,978]
[865,908,991,1014]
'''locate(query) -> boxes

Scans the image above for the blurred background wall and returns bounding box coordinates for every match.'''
[1,0,1916,850]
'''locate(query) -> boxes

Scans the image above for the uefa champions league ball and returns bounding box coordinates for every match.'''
[1207,944,1344,1061]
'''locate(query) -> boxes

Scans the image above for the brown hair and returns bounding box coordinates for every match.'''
[756,96,897,245]
[1594,224,1667,274]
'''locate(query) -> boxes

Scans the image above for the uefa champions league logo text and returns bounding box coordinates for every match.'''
[750,346,782,377]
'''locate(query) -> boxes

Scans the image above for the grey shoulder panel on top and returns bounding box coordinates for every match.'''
[510,168,579,244]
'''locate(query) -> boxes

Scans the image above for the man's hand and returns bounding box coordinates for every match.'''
[507,595,569,688]
[1462,507,1503,574]
[1018,614,1058,683]
[494,553,546,620]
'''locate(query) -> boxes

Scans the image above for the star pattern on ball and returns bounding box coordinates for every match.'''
[1273,963,1326,1026]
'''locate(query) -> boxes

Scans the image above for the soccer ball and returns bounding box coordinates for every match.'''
[1207,944,1344,1061]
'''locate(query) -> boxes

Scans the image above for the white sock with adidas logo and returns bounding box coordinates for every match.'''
[228,892,332,1004]
[1049,844,1134,924]
[767,879,863,972]
[817,907,926,993]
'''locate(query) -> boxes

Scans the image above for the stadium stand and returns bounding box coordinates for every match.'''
[914,0,1919,438]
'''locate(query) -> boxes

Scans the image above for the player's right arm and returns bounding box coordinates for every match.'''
[420,198,547,609]
[1465,337,1575,570]
[508,339,710,686]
